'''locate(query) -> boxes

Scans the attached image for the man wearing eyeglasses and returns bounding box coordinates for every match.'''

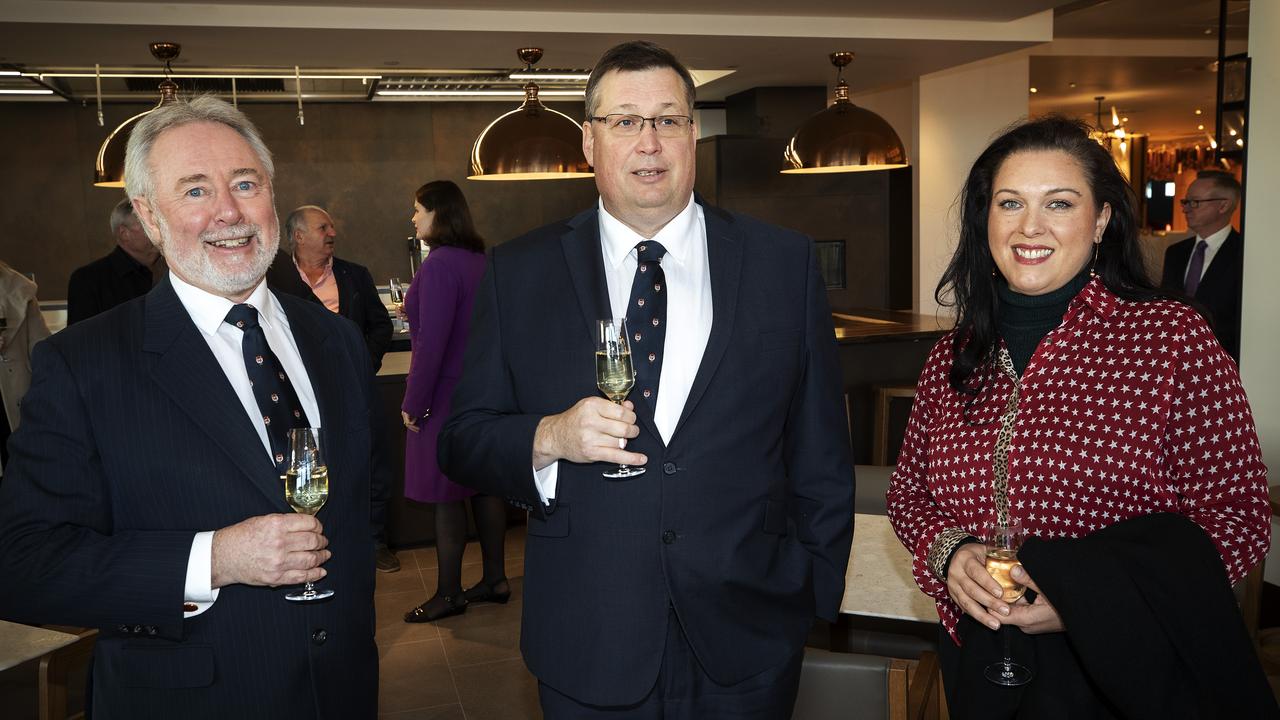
[440,41,853,718]
[1161,169,1244,362]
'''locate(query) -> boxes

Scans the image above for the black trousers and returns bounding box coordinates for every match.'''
[939,617,1120,720]
[539,609,803,719]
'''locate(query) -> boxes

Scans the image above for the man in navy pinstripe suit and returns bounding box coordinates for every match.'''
[0,97,379,719]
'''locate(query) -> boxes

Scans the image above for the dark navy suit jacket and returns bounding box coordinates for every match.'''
[0,278,380,719]
[439,200,855,705]
[266,254,393,372]
[1161,229,1243,362]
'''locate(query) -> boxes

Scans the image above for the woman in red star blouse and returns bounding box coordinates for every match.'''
[886,117,1272,718]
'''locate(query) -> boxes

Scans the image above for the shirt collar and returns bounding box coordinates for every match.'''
[598,194,697,270]
[1068,275,1117,322]
[1197,224,1233,252]
[169,271,286,337]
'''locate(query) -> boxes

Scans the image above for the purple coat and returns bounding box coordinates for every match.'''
[402,245,487,503]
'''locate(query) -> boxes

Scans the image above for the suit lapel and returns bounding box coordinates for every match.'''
[559,209,664,443]
[143,279,291,511]
[673,203,742,439]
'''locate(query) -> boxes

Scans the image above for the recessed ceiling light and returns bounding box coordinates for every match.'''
[1198,124,1205,130]
[1069,82,1077,89]
[1204,28,1213,35]
[1195,109,1202,115]
[1121,117,1128,123]
[1029,87,1038,93]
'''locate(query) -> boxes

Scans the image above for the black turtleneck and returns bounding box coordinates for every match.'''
[997,271,1092,376]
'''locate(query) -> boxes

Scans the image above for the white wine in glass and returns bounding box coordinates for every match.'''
[388,278,405,316]
[597,319,645,479]
[284,427,335,602]
[983,520,1031,686]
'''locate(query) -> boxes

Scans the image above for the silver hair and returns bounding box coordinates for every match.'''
[108,198,137,235]
[282,205,329,253]
[123,95,274,204]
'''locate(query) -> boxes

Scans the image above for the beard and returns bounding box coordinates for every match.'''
[154,211,279,298]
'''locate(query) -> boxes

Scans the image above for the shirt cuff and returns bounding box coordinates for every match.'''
[532,461,559,506]
[184,530,220,617]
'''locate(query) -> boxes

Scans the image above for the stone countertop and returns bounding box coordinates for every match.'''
[841,513,937,623]
[0,620,80,671]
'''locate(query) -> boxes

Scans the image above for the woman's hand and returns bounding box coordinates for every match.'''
[1002,564,1065,634]
[946,542,1011,630]
[401,410,424,433]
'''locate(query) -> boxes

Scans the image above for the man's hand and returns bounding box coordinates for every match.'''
[945,542,1011,630]
[532,397,646,470]
[210,513,330,588]
[1002,564,1065,634]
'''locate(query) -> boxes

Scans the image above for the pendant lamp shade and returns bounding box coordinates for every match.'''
[94,79,179,187]
[468,48,592,181]
[782,52,908,174]
[94,42,182,188]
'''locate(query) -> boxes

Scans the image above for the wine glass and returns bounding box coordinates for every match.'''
[596,318,645,479]
[983,520,1032,685]
[388,277,405,311]
[283,427,335,602]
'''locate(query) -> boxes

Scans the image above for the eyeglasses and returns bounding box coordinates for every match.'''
[589,114,694,137]
[1179,197,1228,209]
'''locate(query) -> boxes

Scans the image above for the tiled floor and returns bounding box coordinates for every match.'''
[375,525,541,719]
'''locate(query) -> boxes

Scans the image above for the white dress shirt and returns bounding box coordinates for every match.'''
[533,196,712,502]
[1184,224,1233,283]
[170,272,321,616]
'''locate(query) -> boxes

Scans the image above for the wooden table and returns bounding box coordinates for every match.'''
[841,513,936,624]
[0,620,79,672]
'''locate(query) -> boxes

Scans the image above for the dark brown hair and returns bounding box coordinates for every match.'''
[584,41,695,118]
[415,180,484,253]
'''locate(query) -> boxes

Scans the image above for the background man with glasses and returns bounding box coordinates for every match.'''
[1161,169,1244,362]
[440,40,853,717]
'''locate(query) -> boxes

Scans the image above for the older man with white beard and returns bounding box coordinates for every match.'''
[0,96,381,719]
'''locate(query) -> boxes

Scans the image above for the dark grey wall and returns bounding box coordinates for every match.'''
[0,100,598,299]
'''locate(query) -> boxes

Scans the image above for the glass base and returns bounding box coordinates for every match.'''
[286,585,335,602]
[984,660,1033,686]
[603,465,646,479]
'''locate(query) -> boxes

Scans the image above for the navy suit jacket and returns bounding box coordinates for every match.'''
[1161,229,1243,362]
[266,254,393,372]
[439,200,855,705]
[0,279,379,719]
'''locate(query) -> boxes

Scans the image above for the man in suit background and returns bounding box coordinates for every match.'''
[276,205,393,373]
[66,198,165,325]
[1161,169,1244,362]
[0,96,380,718]
[439,41,853,717]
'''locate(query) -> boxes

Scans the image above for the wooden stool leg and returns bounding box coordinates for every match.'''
[38,628,96,720]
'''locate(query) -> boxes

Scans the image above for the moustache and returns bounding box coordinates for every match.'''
[200,224,261,243]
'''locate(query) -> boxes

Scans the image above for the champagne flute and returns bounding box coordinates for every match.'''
[983,520,1032,685]
[283,427,335,602]
[596,318,645,479]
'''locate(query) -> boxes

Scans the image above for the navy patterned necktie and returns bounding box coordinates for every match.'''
[1184,239,1208,296]
[626,241,667,407]
[224,304,311,472]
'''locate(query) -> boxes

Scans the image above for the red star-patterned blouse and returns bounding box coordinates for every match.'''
[886,278,1271,640]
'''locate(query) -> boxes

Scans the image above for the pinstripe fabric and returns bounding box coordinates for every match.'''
[0,278,379,719]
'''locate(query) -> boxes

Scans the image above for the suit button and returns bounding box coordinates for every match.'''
[312,629,328,645]
[662,462,677,475]
[662,530,676,545]
[145,626,157,636]
[132,624,144,635]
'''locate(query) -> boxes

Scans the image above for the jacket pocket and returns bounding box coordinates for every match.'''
[114,643,215,689]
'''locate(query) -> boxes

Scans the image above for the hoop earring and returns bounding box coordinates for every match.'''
[1089,241,1101,278]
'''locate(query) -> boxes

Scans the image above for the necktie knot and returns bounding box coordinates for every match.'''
[636,241,668,264]
[224,304,260,331]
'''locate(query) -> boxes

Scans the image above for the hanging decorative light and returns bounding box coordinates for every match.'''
[468,48,593,181]
[94,42,182,188]
[1092,96,1131,154]
[782,51,908,174]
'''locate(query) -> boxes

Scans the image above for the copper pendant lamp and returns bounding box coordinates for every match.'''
[468,48,593,181]
[782,52,908,174]
[94,42,182,188]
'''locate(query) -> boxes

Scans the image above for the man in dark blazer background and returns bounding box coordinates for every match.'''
[439,41,854,718]
[271,205,393,372]
[66,198,165,325]
[1161,169,1244,362]
[0,97,380,718]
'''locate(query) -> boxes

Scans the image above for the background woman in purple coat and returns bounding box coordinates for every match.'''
[401,181,509,623]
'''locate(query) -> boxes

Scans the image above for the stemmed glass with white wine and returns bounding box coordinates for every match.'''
[983,519,1032,685]
[388,278,405,316]
[596,318,645,479]
[283,427,335,602]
